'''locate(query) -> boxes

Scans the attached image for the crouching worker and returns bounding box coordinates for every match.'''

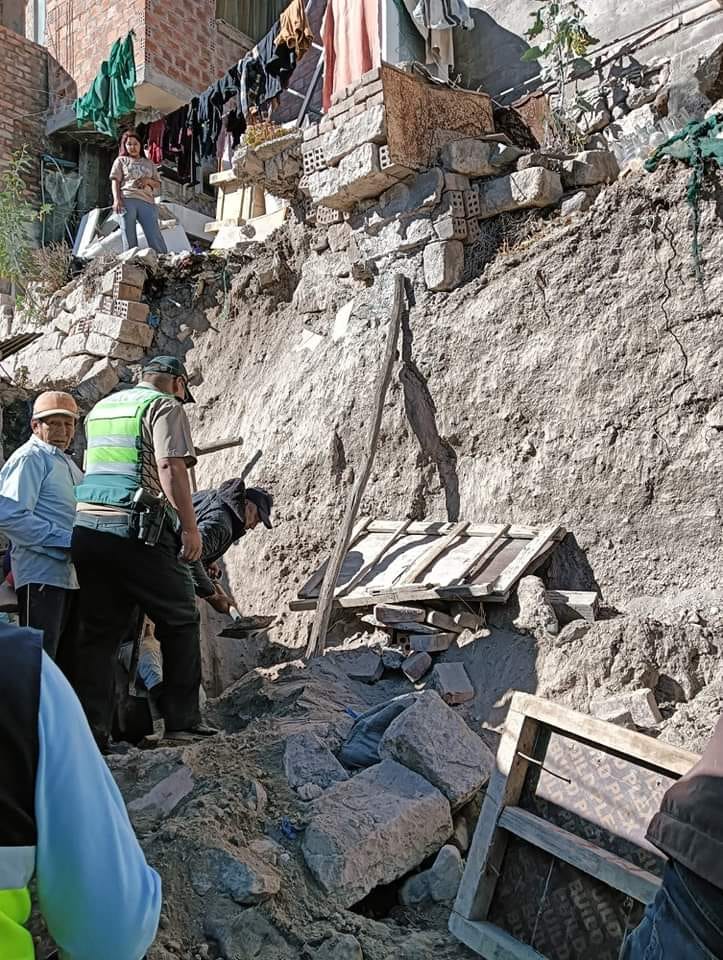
[621,715,723,958]
[115,479,274,745]
[0,621,161,959]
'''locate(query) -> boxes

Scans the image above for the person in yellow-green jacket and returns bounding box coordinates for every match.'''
[0,621,160,959]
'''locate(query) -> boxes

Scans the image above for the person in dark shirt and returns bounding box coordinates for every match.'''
[622,716,723,958]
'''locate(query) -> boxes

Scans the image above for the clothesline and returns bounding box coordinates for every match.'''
[137,0,315,186]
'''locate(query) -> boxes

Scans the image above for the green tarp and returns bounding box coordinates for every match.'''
[645,114,723,276]
[74,32,136,139]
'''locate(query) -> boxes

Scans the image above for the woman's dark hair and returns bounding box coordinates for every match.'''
[118,129,143,157]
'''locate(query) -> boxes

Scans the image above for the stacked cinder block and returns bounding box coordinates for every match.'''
[300,69,412,212]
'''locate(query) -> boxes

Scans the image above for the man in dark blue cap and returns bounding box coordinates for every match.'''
[69,355,214,751]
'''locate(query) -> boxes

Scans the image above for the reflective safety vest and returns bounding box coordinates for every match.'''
[0,626,41,960]
[75,386,170,509]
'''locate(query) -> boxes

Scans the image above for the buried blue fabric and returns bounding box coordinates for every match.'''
[339,693,418,769]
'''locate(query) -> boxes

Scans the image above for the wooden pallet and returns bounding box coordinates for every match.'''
[450,693,699,960]
[291,519,566,611]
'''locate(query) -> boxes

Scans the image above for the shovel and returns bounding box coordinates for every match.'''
[219,606,275,638]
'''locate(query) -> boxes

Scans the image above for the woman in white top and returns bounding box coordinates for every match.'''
[110,129,167,253]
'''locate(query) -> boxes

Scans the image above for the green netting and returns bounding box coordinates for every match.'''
[645,114,723,278]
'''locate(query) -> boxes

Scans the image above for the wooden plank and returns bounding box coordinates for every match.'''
[453,524,510,584]
[492,525,563,595]
[297,516,373,598]
[374,602,425,624]
[368,521,566,541]
[395,520,470,584]
[337,519,413,597]
[449,914,547,960]
[305,274,405,659]
[290,580,493,612]
[509,693,698,776]
[499,807,661,904]
[454,709,539,920]
[546,589,599,622]
[195,435,244,457]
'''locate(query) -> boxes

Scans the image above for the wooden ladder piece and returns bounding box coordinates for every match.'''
[337,518,413,597]
[492,524,562,595]
[453,523,510,585]
[395,520,470,585]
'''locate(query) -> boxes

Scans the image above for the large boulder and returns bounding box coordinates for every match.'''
[302,759,452,906]
[379,690,494,808]
[283,731,349,791]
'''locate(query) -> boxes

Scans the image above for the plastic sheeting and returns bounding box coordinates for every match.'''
[42,168,82,245]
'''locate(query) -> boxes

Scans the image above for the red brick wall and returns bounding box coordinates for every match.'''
[44,0,250,110]
[144,0,250,95]
[45,0,145,107]
[0,25,49,206]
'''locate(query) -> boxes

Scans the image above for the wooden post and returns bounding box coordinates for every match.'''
[305,274,405,659]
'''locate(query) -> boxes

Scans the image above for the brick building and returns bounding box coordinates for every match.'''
[0,25,49,204]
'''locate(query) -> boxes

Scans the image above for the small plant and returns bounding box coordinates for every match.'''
[522,1,598,146]
[0,149,52,304]
[243,121,287,149]
[31,242,73,295]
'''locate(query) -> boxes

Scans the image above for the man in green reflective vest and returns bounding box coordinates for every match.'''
[69,356,215,752]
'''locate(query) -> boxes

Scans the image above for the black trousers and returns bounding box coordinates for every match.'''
[17,582,79,669]
[70,522,201,746]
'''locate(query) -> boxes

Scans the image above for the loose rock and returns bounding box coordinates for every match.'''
[399,844,464,904]
[430,662,475,705]
[283,731,349,791]
[379,689,494,808]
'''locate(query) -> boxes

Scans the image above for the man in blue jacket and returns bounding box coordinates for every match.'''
[0,391,83,662]
[0,620,161,959]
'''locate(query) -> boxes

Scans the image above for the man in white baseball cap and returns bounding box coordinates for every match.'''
[0,391,83,665]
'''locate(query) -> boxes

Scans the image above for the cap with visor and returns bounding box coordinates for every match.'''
[143,356,195,403]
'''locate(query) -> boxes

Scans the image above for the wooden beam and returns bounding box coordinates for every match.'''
[395,520,470,584]
[499,807,661,904]
[449,914,547,960]
[368,521,565,540]
[509,693,699,776]
[337,518,413,597]
[546,589,599,622]
[454,709,539,920]
[492,525,563,595]
[453,523,510,584]
[195,435,244,457]
[305,275,405,659]
[298,516,373,599]
[290,580,495,612]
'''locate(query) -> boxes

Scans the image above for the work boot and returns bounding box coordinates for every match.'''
[164,722,219,742]
[139,685,166,749]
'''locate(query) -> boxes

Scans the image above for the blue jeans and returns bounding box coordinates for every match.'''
[118,196,167,253]
[621,861,723,959]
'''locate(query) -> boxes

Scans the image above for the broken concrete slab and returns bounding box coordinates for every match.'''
[190,846,281,905]
[75,358,120,405]
[315,934,363,960]
[379,168,444,218]
[430,662,474,705]
[379,690,494,808]
[302,759,452,906]
[477,167,563,220]
[591,688,663,727]
[561,150,620,189]
[84,332,146,362]
[283,731,349,791]
[127,764,194,820]
[374,603,425,625]
[327,646,384,683]
[93,312,154,347]
[426,610,464,634]
[320,104,387,167]
[327,221,352,252]
[424,240,464,292]
[307,143,399,210]
[381,648,405,671]
[440,138,514,177]
[399,844,464,905]
[402,651,432,682]
[409,631,454,654]
[514,575,559,637]
[593,707,635,728]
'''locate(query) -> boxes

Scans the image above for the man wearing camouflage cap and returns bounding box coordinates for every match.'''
[0,391,83,662]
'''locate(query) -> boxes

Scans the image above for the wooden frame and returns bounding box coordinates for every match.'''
[291,521,567,612]
[450,693,699,959]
